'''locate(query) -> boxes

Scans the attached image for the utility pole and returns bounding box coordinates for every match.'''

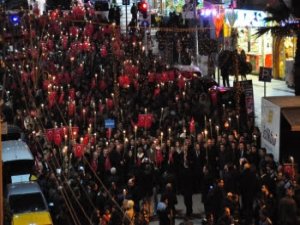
[0,98,3,225]
[194,0,199,65]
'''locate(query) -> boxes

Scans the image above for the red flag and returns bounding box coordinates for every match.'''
[83,134,90,146]
[137,114,153,128]
[48,91,57,108]
[160,72,169,83]
[69,88,75,100]
[106,128,112,140]
[189,117,195,133]
[45,128,54,142]
[58,92,65,105]
[68,101,75,116]
[84,23,94,37]
[118,75,130,88]
[69,26,79,37]
[73,143,84,158]
[54,128,62,146]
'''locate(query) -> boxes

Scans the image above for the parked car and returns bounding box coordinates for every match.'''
[6,182,54,225]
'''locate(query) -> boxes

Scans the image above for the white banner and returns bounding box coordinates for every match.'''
[261,98,280,161]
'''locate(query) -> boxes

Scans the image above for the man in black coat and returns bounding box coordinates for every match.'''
[239,163,259,224]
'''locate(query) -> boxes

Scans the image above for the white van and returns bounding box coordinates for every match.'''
[2,140,34,184]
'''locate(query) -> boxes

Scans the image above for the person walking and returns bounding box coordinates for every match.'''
[130,3,138,24]
[218,50,231,87]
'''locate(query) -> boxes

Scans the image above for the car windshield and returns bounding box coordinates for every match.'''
[9,193,47,213]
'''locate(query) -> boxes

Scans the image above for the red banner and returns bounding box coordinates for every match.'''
[73,143,85,158]
[137,114,153,128]
[45,128,54,142]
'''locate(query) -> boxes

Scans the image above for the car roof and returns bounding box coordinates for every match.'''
[2,140,33,162]
[172,64,202,73]
[7,182,42,197]
[2,124,24,141]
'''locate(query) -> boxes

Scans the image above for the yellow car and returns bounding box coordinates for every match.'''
[6,182,53,225]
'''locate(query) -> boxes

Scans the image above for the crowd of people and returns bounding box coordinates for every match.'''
[1,1,300,225]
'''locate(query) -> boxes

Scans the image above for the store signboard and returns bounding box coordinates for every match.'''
[228,9,267,27]
[259,67,272,82]
[261,98,280,161]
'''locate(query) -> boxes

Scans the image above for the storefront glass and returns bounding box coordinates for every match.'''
[225,9,272,74]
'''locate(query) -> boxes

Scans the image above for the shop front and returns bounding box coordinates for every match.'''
[224,9,273,74]
[273,36,297,82]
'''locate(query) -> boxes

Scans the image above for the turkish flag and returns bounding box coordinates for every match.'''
[45,128,54,142]
[69,26,79,37]
[58,92,65,105]
[54,128,62,146]
[137,114,153,128]
[69,88,75,100]
[160,72,169,83]
[73,143,85,158]
[189,117,195,133]
[118,75,130,88]
[84,23,94,37]
[82,134,90,146]
[68,101,76,116]
[48,91,57,108]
